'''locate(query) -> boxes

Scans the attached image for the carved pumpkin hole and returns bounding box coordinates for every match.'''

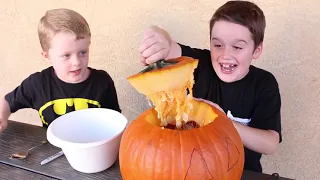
[165,121,200,130]
[144,100,218,130]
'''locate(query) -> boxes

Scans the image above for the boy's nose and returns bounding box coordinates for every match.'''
[221,47,232,59]
[71,56,81,66]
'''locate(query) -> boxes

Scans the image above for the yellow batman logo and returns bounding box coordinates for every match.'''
[39,98,101,126]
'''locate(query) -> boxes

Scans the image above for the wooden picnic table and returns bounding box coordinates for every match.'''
[0,163,55,180]
[0,120,294,180]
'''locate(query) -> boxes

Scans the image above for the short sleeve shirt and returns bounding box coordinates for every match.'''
[180,44,282,172]
[5,67,121,127]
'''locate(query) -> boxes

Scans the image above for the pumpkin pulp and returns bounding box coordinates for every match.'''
[144,99,219,130]
[127,57,202,129]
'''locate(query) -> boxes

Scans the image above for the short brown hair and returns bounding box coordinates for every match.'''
[209,1,266,49]
[38,8,91,52]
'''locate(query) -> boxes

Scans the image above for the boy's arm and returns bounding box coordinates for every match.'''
[234,75,282,155]
[195,97,280,155]
[0,74,38,132]
[0,97,11,132]
[232,122,280,155]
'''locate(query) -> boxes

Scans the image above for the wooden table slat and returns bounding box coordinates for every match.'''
[0,163,57,180]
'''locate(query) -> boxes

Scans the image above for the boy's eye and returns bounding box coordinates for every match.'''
[233,46,242,50]
[79,51,87,55]
[214,44,222,48]
[62,54,70,58]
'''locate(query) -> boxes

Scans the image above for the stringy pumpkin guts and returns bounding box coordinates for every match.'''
[127,57,199,129]
[146,75,195,129]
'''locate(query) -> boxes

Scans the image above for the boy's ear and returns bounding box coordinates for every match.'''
[253,43,263,59]
[41,51,49,60]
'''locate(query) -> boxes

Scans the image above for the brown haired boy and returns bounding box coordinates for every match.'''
[139,1,282,173]
[0,8,121,131]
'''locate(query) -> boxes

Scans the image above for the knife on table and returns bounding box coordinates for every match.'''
[40,150,64,165]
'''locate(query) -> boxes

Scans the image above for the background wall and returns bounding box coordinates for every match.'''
[0,0,319,179]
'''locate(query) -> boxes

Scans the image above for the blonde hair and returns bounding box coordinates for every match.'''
[38,8,91,52]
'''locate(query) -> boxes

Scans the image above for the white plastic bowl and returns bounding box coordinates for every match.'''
[47,108,128,173]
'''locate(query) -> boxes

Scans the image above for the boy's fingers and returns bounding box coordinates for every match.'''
[145,49,168,64]
[140,55,147,66]
[142,26,158,41]
[138,35,157,53]
[141,42,166,60]
[0,121,8,132]
[139,26,170,64]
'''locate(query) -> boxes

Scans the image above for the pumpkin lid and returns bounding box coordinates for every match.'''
[127,56,198,95]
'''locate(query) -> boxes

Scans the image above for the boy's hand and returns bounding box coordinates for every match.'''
[0,118,8,133]
[139,26,173,65]
[193,98,225,114]
[0,97,11,133]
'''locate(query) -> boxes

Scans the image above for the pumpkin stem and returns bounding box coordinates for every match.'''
[139,59,179,73]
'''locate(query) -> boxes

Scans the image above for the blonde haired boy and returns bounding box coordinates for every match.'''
[0,8,121,131]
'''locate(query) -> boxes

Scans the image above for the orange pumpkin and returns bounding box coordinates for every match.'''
[119,57,244,180]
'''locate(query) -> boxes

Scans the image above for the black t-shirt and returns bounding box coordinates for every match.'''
[180,44,282,173]
[5,66,121,127]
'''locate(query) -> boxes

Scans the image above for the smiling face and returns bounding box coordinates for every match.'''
[42,32,91,83]
[210,20,263,83]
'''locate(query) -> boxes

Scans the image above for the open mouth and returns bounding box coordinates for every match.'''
[220,63,237,74]
[70,69,81,75]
